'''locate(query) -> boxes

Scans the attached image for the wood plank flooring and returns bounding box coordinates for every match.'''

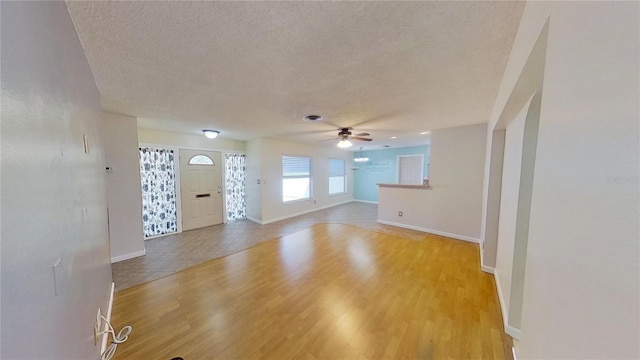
[112,223,512,359]
[113,202,431,290]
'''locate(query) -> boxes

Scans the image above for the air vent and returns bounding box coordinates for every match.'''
[303,115,323,122]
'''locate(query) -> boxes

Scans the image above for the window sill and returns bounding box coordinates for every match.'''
[282,198,312,205]
[328,192,348,197]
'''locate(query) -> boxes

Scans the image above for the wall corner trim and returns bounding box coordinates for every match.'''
[110,249,146,263]
[481,265,496,274]
[493,269,521,340]
[506,325,522,340]
[246,217,263,225]
[376,220,480,243]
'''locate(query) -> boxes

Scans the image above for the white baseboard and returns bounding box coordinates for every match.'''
[246,216,262,225]
[144,230,181,241]
[493,269,508,326]
[353,199,378,204]
[481,265,495,274]
[111,249,146,263]
[99,282,115,355]
[506,325,522,340]
[492,270,521,340]
[376,220,480,243]
[260,200,354,225]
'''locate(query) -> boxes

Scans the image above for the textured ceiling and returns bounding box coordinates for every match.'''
[67,1,524,150]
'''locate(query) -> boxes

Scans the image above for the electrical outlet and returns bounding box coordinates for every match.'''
[398,211,403,217]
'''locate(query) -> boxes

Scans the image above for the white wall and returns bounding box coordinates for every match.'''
[103,112,145,262]
[250,138,354,224]
[1,2,112,358]
[138,127,245,152]
[378,124,487,242]
[485,2,639,358]
[494,100,527,327]
[480,129,504,268]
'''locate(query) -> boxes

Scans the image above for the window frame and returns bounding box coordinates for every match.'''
[281,155,313,204]
[328,158,347,196]
[188,154,215,166]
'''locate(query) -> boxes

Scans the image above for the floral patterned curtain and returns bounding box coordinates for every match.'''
[139,148,177,237]
[225,154,246,221]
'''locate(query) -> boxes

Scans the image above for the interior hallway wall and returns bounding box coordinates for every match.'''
[1,2,113,358]
[103,112,145,262]
[484,1,639,358]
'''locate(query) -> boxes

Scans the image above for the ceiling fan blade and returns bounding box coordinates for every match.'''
[350,136,373,142]
[354,132,370,137]
[318,137,339,142]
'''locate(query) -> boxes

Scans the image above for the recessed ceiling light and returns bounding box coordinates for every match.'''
[303,115,323,122]
[202,129,220,139]
[390,136,397,139]
[420,131,431,135]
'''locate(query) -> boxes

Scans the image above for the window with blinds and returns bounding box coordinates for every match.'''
[328,158,346,195]
[282,155,312,202]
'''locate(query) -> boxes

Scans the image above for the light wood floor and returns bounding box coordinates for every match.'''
[113,202,431,290]
[112,223,512,359]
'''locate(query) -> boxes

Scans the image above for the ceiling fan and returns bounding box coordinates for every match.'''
[334,128,372,148]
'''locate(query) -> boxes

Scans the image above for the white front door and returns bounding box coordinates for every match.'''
[179,149,223,231]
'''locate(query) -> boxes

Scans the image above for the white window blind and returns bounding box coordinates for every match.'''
[282,156,311,202]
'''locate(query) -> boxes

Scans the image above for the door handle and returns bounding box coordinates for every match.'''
[195,193,211,198]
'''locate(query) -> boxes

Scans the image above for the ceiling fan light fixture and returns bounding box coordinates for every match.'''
[202,129,220,139]
[337,139,353,148]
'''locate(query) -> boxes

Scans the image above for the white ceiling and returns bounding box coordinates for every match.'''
[67,1,524,151]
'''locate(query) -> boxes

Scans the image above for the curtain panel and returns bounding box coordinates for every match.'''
[139,147,178,237]
[225,154,246,221]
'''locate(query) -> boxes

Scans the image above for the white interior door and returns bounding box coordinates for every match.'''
[397,154,424,184]
[179,149,223,231]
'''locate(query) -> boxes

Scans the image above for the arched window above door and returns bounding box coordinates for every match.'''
[188,154,214,166]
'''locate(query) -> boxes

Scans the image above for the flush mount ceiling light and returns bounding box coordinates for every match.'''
[303,115,323,122]
[354,147,369,162]
[202,129,220,139]
[420,131,431,135]
[337,139,353,148]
